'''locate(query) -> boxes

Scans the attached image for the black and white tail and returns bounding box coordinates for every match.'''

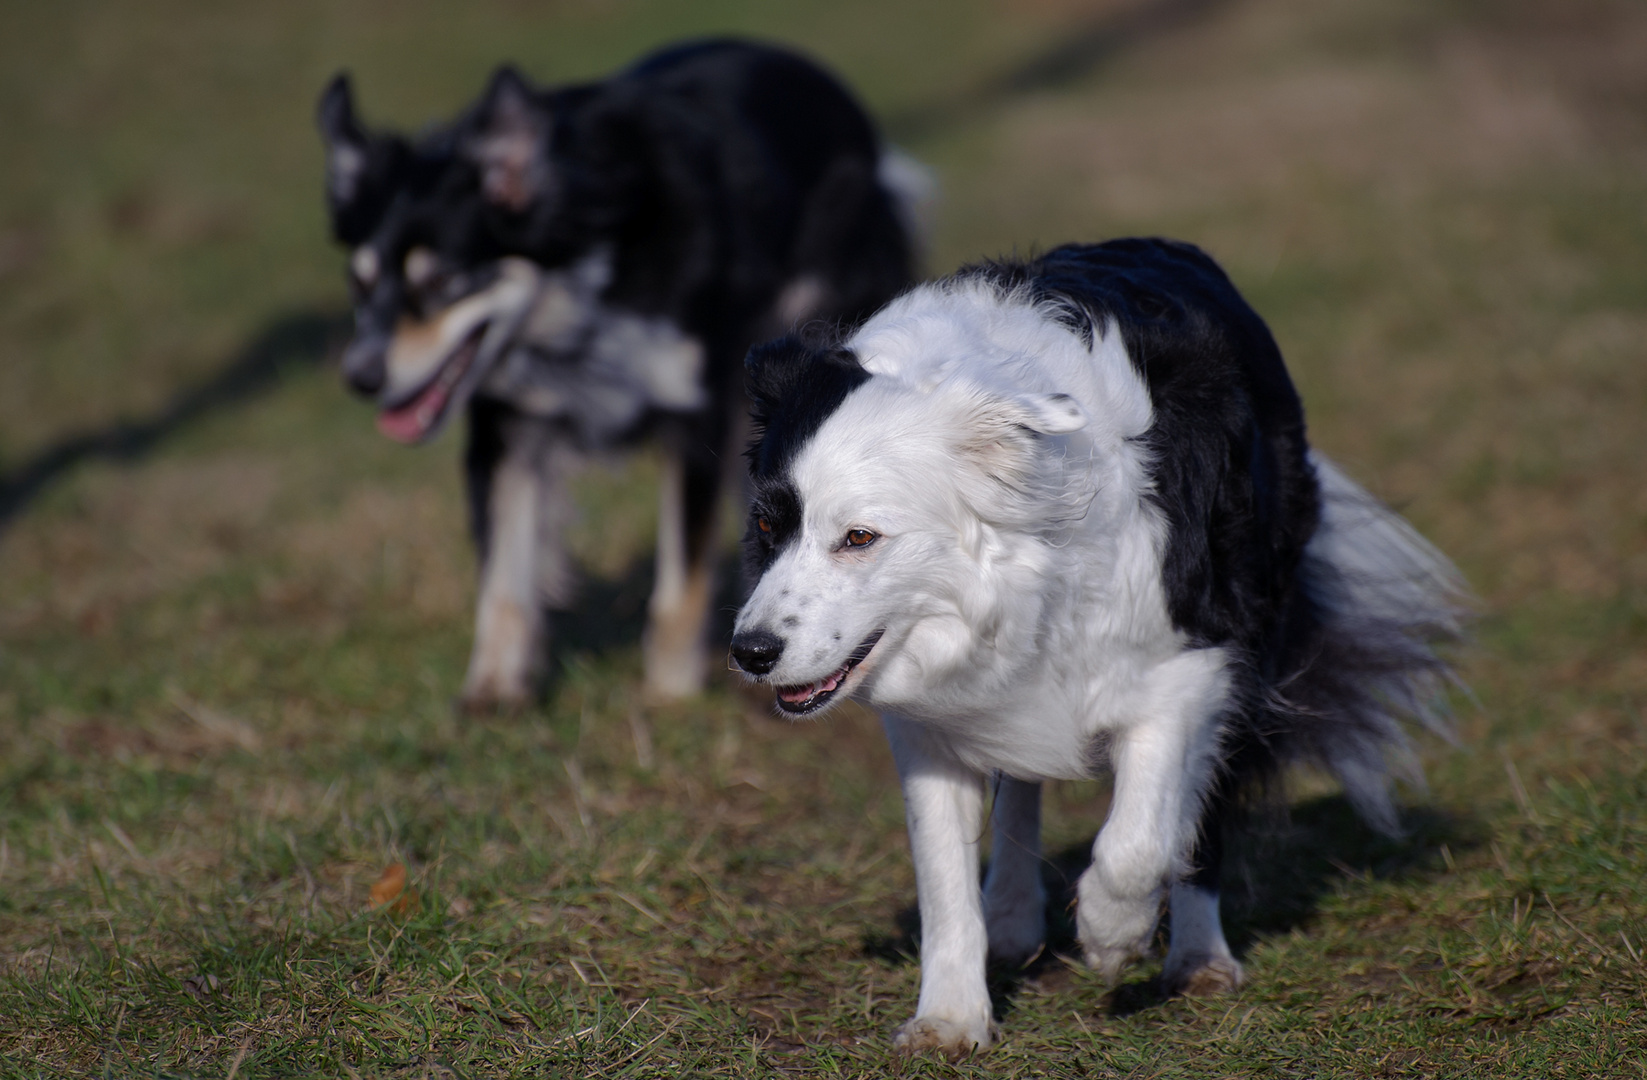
[1282,452,1471,833]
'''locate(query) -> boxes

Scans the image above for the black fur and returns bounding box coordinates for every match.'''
[469,41,914,336]
[741,337,871,580]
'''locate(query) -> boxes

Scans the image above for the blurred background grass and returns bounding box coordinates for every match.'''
[0,0,1644,1075]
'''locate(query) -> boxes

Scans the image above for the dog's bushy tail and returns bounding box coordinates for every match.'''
[1275,452,1471,834]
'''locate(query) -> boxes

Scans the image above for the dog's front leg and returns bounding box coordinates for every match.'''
[1076,649,1229,981]
[641,444,713,700]
[983,775,1046,968]
[882,714,996,1059]
[461,412,577,710]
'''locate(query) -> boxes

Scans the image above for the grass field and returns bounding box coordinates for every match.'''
[2,0,1645,1075]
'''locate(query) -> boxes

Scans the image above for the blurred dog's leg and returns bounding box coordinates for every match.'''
[642,424,724,700]
[461,410,575,710]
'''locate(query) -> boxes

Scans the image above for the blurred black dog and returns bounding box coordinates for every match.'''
[318,40,922,706]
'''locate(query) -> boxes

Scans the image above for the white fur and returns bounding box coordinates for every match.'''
[733,281,1236,1054]
[462,425,579,707]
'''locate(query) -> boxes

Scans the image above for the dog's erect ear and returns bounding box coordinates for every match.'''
[317,72,370,209]
[465,66,550,213]
[950,388,1086,493]
[1010,392,1087,435]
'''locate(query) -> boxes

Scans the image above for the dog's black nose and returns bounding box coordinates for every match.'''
[341,335,388,396]
[729,629,785,676]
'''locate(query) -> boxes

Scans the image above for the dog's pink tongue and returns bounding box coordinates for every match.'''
[778,682,819,705]
[376,378,451,444]
[777,666,847,705]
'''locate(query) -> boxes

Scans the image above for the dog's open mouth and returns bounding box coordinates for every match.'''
[376,323,488,444]
[774,629,884,716]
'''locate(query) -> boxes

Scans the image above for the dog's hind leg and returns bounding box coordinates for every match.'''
[1076,648,1230,982]
[1161,812,1244,996]
[983,775,1046,969]
[883,715,997,1059]
[461,409,578,711]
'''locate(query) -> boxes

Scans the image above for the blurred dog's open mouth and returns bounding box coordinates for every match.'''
[774,629,884,716]
[376,323,488,444]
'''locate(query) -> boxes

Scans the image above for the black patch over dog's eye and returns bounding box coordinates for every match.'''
[844,528,877,549]
[742,482,802,583]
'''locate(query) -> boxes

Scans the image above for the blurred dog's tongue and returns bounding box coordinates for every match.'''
[376,377,451,444]
[376,329,486,444]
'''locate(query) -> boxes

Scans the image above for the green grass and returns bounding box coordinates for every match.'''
[3,0,1646,1075]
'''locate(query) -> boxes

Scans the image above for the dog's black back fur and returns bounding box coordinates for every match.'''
[479,40,913,344]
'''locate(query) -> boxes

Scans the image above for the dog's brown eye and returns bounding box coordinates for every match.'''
[844,528,876,548]
[757,517,771,534]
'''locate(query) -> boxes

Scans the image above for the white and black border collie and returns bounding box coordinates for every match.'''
[730,238,1466,1057]
[317,40,919,706]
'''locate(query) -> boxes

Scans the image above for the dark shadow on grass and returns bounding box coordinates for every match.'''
[0,309,349,535]
[862,793,1484,1022]
[885,0,1227,142]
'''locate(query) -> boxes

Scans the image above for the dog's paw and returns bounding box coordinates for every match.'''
[1081,941,1144,984]
[985,907,1046,970]
[456,681,533,715]
[1074,866,1162,983]
[640,642,707,702]
[984,866,1047,970]
[640,664,705,703]
[1161,953,1245,998]
[892,1015,996,1060]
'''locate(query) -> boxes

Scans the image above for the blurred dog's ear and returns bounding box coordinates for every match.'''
[317,73,369,209]
[465,66,550,213]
